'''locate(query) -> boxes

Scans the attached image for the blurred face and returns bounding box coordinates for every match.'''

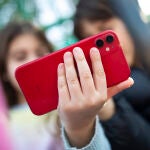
[6,33,50,92]
[81,17,135,66]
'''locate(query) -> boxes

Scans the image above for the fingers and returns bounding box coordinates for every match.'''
[107,77,134,99]
[59,47,133,105]
[90,48,107,93]
[57,63,70,106]
[63,52,83,101]
[73,47,96,97]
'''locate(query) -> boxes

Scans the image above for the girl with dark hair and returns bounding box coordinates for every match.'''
[0,22,62,150]
[0,22,69,150]
[0,21,134,150]
[74,0,150,150]
[0,22,53,108]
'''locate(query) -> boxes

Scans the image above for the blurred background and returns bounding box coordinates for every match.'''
[0,0,150,50]
[0,1,150,150]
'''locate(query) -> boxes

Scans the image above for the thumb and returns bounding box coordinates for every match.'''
[107,77,134,99]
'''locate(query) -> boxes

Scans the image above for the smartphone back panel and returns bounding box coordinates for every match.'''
[15,30,130,115]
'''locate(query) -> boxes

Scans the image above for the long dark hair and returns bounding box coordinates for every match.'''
[74,0,150,74]
[0,22,54,108]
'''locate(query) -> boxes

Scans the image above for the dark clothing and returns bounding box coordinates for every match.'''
[122,67,150,122]
[102,68,150,150]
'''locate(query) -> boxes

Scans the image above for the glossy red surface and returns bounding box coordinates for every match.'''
[15,30,130,115]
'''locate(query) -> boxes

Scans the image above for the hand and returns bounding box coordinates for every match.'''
[98,98,116,121]
[57,47,133,147]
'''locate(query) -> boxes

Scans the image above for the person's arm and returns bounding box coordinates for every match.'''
[61,116,110,150]
[100,96,150,150]
[57,47,133,149]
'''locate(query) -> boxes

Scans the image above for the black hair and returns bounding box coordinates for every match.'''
[74,0,150,74]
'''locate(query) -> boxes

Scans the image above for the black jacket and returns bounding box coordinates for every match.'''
[101,68,150,150]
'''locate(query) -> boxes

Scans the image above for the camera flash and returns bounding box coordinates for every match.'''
[106,47,110,51]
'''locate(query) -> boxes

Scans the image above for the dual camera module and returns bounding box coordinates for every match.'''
[96,35,114,48]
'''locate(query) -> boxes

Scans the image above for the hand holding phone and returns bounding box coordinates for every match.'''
[57,47,133,148]
[15,30,131,115]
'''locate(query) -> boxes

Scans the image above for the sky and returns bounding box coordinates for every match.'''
[138,0,150,15]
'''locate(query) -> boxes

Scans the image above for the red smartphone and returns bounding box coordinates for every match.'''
[15,30,130,115]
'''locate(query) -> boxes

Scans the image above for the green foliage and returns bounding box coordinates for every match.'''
[0,0,78,48]
[0,0,37,28]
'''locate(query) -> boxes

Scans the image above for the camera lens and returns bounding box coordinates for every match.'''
[106,35,114,43]
[96,39,104,47]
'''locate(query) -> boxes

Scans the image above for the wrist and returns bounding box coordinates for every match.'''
[63,118,96,148]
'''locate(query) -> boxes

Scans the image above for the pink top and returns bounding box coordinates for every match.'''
[0,82,7,114]
[0,82,13,150]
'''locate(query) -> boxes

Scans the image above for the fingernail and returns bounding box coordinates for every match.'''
[73,47,83,55]
[90,47,99,54]
[64,52,72,60]
[128,77,134,87]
